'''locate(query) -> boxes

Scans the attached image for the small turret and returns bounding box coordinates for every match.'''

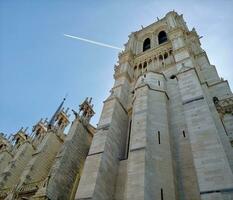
[10,127,29,149]
[31,118,48,146]
[0,133,11,152]
[77,97,95,122]
[47,98,70,131]
[54,107,70,131]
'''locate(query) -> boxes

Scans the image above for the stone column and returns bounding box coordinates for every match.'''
[75,56,132,200]
[177,68,233,199]
[40,116,95,200]
[126,72,177,200]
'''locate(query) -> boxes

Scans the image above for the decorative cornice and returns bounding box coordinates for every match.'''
[134,42,172,64]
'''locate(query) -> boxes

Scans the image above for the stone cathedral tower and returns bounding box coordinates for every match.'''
[1,10,233,200]
[75,11,233,200]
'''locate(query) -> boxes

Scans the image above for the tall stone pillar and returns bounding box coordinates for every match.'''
[166,11,233,198]
[75,53,132,200]
[0,129,34,200]
[12,108,69,199]
[177,68,233,199]
[39,98,96,200]
[125,72,176,200]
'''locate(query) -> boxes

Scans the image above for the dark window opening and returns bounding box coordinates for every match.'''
[159,55,163,61]
[143,62,147,68]
[158,31,168,44]
[143,38,151,51]
[126,120,132,159]
[161,188,164,200]
[213,96,219,104]
[36,128,41,136]
[170,75,176,79]
[183,130,186,137]
[120,120,132,160]
[16,137,20,145]
[58,119,63,126]
[231,140,233,147]
[158,131,161,144]
[158,80,160,86]
[164,52,168,59]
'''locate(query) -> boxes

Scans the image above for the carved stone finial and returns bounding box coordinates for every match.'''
[32,119,48,142]
[72,109,78,118]
[78,97,95,122]
[89,97,92,104]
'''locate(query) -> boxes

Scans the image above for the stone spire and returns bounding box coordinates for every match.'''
[48,97,66,129]
[31,118,48,147]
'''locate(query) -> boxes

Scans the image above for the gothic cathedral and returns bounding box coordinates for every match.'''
[1,11,233,200]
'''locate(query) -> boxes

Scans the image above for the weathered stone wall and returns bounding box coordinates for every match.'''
[15,131,64,198]
[165,67,201,200]
[75,97,129,200]
[123,72,176,200]
[45,118,93,200]
[0,142,34,190]
[177,69,233,199]
[0,151,12,175]
[223,114,233,137]
[75,61,131,200]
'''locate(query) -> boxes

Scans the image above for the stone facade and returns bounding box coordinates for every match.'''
[75,11,233,200]
[0,98,95,200]
[0,10,233,200]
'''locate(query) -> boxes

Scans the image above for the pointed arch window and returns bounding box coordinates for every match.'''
[143,38,151,51]
[158,31,167,44]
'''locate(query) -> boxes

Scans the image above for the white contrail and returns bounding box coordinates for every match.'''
[64,34,123,50]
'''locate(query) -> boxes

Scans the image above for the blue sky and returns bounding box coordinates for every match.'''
[0,0,233,135]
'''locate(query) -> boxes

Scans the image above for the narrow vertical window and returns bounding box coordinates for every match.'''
[158,131,161,144]
[119,119,132,161]
[158,80,160,86]
[161,188,164,200]
[182,130,186,137]
[126,120,132,159]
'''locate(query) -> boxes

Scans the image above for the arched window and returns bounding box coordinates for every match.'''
[143,62,147,68]
[159,55,163,61]
[158,31,167,44]
[143,38,151,51]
